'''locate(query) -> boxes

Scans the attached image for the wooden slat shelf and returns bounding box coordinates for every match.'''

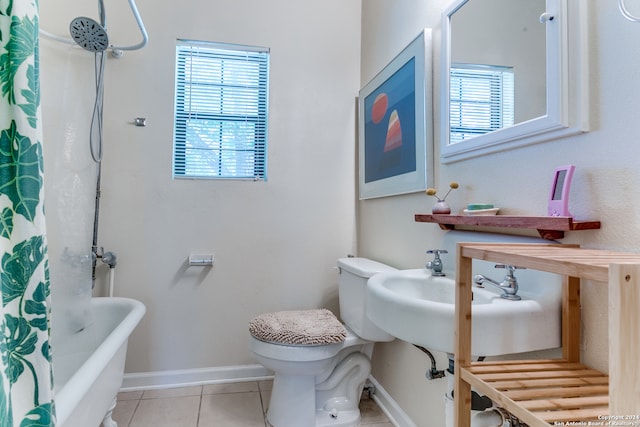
[460,360,609,427]
[454,243,640,427]
[414,214,601,240]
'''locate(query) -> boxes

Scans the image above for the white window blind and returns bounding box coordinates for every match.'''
[173,40,269,180]
[449,64,514,144]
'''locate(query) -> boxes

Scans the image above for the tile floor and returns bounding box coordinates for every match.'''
[112,380,394,427]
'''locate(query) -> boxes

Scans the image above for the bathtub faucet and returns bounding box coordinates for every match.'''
[426,249,447,277]
[473,264,523,300]
[102,251,117,268]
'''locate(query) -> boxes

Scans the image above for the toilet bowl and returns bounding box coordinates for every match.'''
[249,327,372,427]
[248,258,396,427]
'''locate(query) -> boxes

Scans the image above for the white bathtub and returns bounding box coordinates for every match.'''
[53,297,145,427]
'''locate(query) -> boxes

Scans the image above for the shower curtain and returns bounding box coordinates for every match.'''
[1,0,55,425]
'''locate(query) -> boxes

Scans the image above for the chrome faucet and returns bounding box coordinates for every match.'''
[473,264,524,300]
[426,249,447,276]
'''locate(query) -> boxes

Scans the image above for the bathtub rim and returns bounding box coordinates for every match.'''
[54,296,145,425]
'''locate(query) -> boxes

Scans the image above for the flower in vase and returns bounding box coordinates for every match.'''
[425,182,459,202]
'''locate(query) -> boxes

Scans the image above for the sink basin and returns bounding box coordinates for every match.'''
[366,269,562,356]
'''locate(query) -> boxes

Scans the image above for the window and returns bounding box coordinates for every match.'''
[449,64,514,144]
[173,40,269,180]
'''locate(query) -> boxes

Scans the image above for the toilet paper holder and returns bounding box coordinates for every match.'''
[189,254,214,267]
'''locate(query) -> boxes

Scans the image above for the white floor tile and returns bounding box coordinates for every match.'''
[361,423,394,427]
[258,380,273,391]
[118,390,144,401]
[198,392,265,427]
[203,381,259,395]
[359,397,390,424]
[119,380,393,427]
[111,399,138,426]
[129,396,201,427]
[259,389,271,414]
[141,385,202,399]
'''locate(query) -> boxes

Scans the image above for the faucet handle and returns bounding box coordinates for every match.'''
[426,250,447,277]
[494,264,525,274]
[427,249,448,256]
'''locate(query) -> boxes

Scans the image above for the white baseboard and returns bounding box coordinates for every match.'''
[121,365,415,427]
[367,375,417,427]
[120,364,273,391]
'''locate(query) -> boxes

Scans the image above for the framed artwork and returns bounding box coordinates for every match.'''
[358,29,433,199]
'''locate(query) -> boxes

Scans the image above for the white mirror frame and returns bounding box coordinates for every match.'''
[440,0,589,163]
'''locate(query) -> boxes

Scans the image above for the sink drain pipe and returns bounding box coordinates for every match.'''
[414,347,508,426]
[440,354,506,427]
[444,370,506,427]
[414,345,446,379]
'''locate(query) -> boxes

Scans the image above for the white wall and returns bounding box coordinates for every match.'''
[38,0,640,425]
[40,0,362,373]
[361,0,640,426]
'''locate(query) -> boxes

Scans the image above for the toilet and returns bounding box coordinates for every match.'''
[248,257,396,427]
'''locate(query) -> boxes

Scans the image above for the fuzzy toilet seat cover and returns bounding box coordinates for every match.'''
[249,309,347,345]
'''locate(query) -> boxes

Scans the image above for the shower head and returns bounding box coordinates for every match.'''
[69,17,109,53]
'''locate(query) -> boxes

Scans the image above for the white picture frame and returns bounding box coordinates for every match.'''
[358,29,433,199]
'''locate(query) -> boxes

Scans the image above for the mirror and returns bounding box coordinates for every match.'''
[440,0,589,163]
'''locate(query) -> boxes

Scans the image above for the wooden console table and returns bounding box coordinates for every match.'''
[455,243,640,426]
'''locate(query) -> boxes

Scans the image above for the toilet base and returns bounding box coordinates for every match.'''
[316,408,360,427]
[264,350,370,427]
[267,374,316,427]
[265,376,362,427]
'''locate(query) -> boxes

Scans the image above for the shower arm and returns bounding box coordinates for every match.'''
[110,0,148,52]
[39,0,148,53]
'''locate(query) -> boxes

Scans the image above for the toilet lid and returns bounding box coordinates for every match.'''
[249,309,346,346]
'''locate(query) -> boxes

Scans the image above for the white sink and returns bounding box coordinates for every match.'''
[366,269,562,356]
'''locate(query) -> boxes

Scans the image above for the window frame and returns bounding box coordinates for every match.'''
[173,39,270,180]
[449,64,515,144]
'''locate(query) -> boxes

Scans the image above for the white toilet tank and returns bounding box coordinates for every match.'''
[337,257,396,342]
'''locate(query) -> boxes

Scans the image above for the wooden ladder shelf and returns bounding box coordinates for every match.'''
[455,243,640,426]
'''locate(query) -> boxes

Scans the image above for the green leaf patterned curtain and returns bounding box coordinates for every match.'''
[1,0,55,426]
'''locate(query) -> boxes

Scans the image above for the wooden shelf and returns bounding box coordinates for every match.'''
[414,214,601,240]
[454,243,640,427]
[461,359,609,426]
